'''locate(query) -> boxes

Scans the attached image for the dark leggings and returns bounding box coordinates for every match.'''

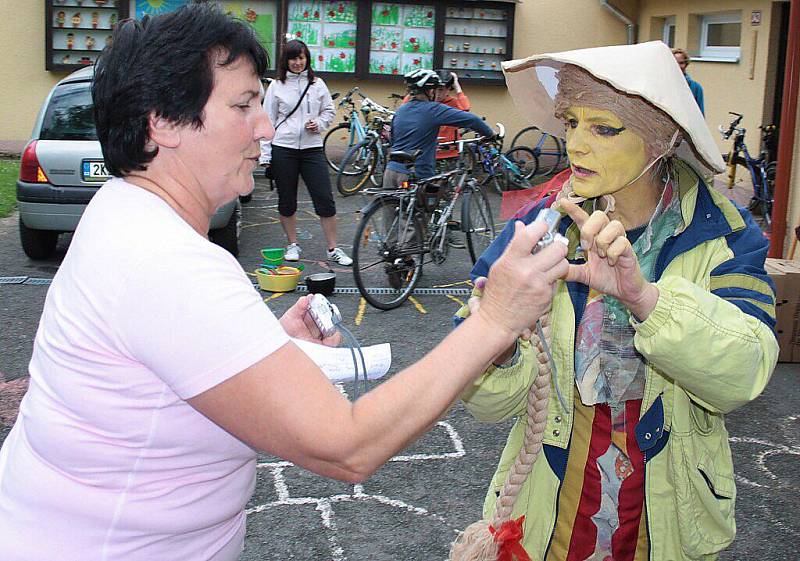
[271,145,336,218]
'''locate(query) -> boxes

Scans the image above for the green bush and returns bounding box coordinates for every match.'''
[0,159,20,219]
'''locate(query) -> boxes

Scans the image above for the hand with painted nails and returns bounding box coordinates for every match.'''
[467,277,536,364]
[473,220,569,341]
[558,199,659,320]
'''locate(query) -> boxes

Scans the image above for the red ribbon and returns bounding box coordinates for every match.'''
[489,516,532,561]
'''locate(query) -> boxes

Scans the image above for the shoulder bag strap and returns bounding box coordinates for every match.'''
[274,78,313,131]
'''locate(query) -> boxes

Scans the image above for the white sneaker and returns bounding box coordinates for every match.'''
[327,247,353,266]
[285,243,301,261]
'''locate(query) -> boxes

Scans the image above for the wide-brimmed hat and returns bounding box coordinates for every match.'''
[502,41,725,176]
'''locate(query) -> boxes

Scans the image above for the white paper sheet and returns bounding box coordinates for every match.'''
[292,338,392,383]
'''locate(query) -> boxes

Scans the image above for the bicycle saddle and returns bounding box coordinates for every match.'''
[389,150,423,164]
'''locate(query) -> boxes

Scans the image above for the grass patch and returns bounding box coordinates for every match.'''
[0,159,19,219]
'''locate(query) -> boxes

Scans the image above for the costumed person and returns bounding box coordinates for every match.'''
[261,39,351,265]
[0,5,570,560]
[450,41,778,561]
[672,47,704,116]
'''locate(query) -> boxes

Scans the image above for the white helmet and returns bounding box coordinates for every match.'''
[404,68,442,93]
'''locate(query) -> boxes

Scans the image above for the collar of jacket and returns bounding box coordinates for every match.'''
[550,159,746,279]
[286,70,309,81]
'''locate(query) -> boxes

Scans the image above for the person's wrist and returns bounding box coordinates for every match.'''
[623,283,659,321]
[472,301,517,347]
[492,340,519,367]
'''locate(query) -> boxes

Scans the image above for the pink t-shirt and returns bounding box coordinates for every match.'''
[0,179,289,560]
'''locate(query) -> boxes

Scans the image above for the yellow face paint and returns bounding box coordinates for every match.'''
[564,106,648,198]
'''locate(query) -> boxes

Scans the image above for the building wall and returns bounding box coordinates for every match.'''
[0,2,67,150]
[327,0,638,144]
[0,1,637,147]
[638,0,777,156]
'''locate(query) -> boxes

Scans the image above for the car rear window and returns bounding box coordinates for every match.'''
[39,81,98,141]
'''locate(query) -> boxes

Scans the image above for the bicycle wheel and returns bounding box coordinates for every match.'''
[505,146,539,181]
[324,123,358,172]
[763,161,776,226]
[337,140,377,196]
[462,184,496,264]
[369,146,388,187]
[352,198,424,310]
[513,126,563,177]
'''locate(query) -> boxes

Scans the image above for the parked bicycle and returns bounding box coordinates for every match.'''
[336,113,393,196]
[323,87,393,173]
[509,125,566,177]
[719,112,777,225]
[351,141,496,310]
[459,123,538,194]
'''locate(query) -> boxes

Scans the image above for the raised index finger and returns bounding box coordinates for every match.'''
[556,199,590,228]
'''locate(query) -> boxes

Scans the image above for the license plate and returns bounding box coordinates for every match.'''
[82,160,110,182]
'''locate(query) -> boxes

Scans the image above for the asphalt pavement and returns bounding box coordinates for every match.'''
[0,175,798,560]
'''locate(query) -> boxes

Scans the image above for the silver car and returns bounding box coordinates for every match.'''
[16,66,241,259]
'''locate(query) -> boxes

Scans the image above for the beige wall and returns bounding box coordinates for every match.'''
[638,0,777,156]
[0,3,67,145]
[641,0,800,258]
[328,0,637,143]
[0,1,637,147]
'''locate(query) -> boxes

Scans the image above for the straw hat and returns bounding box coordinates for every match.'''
[502,41,725,176]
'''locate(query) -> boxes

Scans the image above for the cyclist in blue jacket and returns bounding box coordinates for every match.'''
[384,69,496,189]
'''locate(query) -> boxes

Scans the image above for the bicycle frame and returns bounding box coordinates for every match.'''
[734,136,770,202]
[340,90,394,155]
[720,112,776,224]
[531,133,561,163]
[459,135,530,190]
[363,167,465,260]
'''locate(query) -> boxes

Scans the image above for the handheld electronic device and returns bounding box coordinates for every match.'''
[307,294,342,338]
[532,208,569,253]
[305,294,370,398]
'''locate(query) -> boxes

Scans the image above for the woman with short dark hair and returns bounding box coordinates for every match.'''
[262,39,351,265]
[0,5,569,560]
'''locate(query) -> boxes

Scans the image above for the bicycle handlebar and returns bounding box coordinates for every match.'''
[720,112,744,140]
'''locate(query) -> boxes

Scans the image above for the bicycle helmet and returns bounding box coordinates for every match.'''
[404,68,441,94]
[435,70,455,89]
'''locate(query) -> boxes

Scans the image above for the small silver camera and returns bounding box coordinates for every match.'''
[307,294,341,338]
[532,208,568,253]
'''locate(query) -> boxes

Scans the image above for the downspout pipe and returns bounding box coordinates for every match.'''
[600,0,636,44]
[769,0,800,258]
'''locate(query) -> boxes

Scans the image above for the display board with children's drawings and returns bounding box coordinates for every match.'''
[288,1,357,72]
[369,3,434,76]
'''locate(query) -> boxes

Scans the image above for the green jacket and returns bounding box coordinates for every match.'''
[456,163,779,560]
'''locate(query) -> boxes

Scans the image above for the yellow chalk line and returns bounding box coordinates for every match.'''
[432,279,474,289]
[407,296,427,314]
[446,294,465,307]
[264,292,285,302]
[354,298,366,326]
[242,219,280,229]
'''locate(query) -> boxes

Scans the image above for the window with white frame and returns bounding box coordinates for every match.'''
[662,16,675,48]
[699,12,741,60]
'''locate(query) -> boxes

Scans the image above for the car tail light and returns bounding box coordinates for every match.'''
[19,141,49,183]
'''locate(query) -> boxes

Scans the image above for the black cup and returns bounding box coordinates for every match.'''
[305,272,336,296]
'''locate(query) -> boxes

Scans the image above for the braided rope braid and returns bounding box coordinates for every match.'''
[449,313,553,561]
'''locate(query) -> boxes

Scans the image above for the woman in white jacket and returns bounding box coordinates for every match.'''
[262,40,351,265]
